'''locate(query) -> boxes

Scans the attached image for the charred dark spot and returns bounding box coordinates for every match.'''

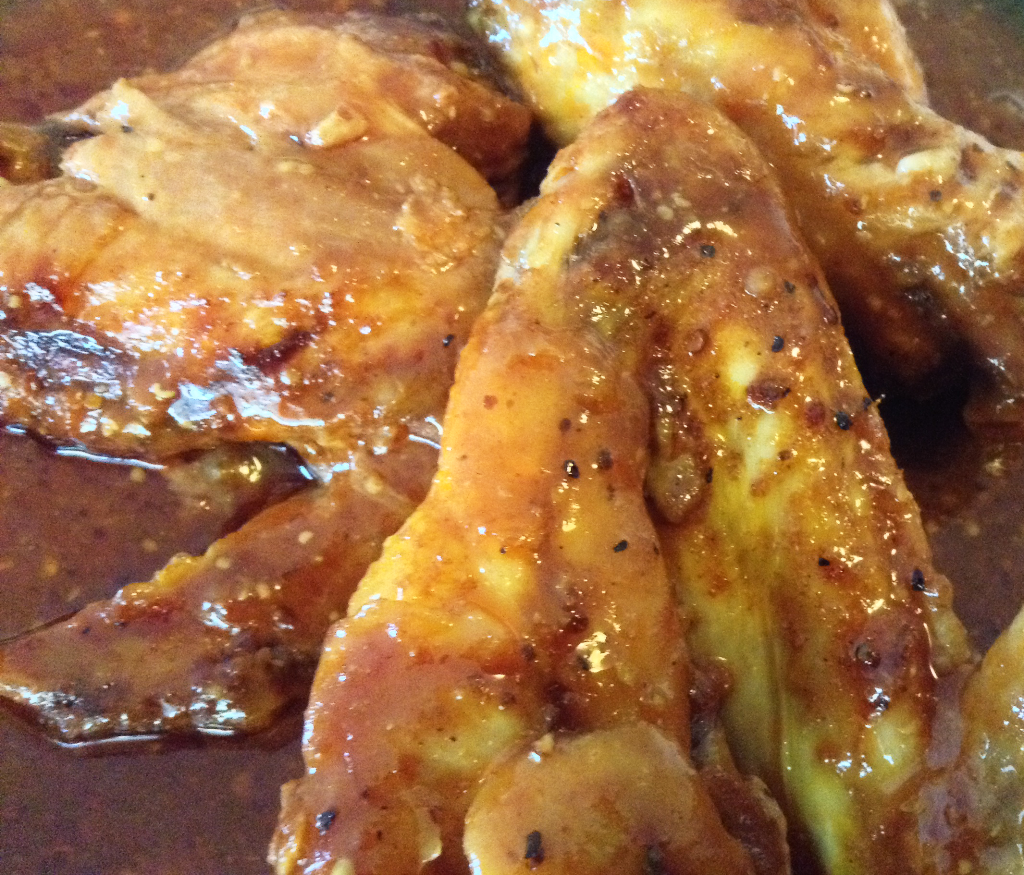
[747,381,791,411]
[597,449,613,470]
[818,557,831,567]
[835,411,852,430]
[784,280,796,294]
[120,124,134,134]
[705,467,714,483]
[700,243,716,258]
[245,331,313,371]
[442,333,455,347]
[771,335,785,352]
[611,172,637,207]
[869,689,891,712]
[613,539,629,553]
[564,459,580,479]
[521,642,536,662]
[911,568,926,592]
[559,418,572,433]
[805,401,828,428]
[929,189,942,202]
[958,144,984,184]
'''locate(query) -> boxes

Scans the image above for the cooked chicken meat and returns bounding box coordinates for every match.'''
[0,10,530,741]
[471,0,1024,412]
[270,89,809,875]
[269,82,972,874]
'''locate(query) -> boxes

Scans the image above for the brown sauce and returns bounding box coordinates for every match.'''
[2,0,1024,872]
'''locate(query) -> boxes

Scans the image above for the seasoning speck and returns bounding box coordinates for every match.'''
[564,460,580,479]
[525,831,545,866]
[771,335,785,352]
[835,411,852,430]
[911,568,926,591]
[644,845,666,875]
[315,809,337,835]
[613,539,629,553]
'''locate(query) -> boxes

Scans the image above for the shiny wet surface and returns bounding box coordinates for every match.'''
[2,0,1024,873]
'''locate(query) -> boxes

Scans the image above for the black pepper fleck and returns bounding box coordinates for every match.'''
[705,467,714,484]
[564,460,580,479]
[315,809,337,835]
[771,335,785,352]
[911,568,926,592]
[613,539,629,553]
[525,830,545,866]
[784,280,796,293]
[818,557,831,567]
[835,411,852,430]
[862,396,872,410]
[121,124,134,134]
[700,243,716,258]
[929,189,942,202]
[643,845,666,875]
[442,334,455,347]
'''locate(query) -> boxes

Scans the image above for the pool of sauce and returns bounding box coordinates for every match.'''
[1,0,1024,872]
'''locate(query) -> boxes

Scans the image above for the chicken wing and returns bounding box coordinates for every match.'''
[0,11,530,741]
[269,89,798,875]
[271,83,969,874]
[471,0,1024,411]
[1,10,528,472]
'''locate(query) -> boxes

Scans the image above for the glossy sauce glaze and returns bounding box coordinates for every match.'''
[1,0,1023,873]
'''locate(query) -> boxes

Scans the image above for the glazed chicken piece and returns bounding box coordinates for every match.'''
[916,604,1024,874]
[0,11,530,741]
[309,79,976,875]
[471,0,1024,412]
[1,10,528,470]
[269,90,811,875]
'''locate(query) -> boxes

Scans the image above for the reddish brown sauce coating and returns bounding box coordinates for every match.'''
[1,0,1024,873]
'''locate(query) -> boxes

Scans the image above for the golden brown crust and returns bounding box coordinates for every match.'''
[471,0,1024,409]
[0,11,528,742]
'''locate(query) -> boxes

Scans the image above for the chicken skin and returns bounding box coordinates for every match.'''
[268,89,811,875]
[0,10,530,741]
[471,0,1024,412]
[268,84,973,874]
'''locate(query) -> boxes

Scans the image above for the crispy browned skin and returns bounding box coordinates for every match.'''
[471,0,1024,409]
[0,11,530,741]
[268,91,800,875]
